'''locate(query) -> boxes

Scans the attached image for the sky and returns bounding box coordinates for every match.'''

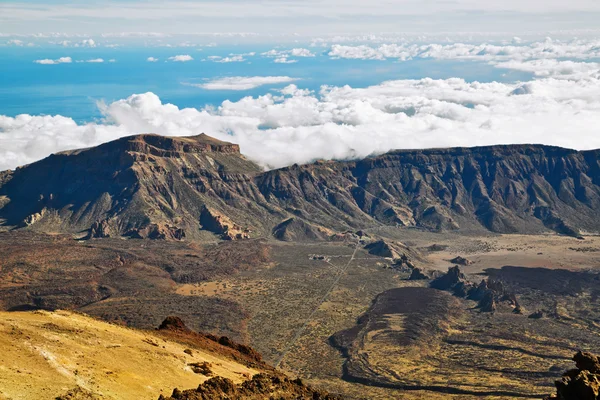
[3,0,600,35]
[1,1,600,171]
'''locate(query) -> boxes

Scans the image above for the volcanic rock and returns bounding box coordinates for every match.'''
[158,316,190,332]
[467,280,489,301]
[409,268,430,280]
[272,217,332,242]
[200,206,249,241]
[478,291,497,313]
[431,268,519,313]
[529,310,545,319]
[89,220,111,238]
[160,373,343,400]
[546,352,600,400]
[430,266,466,291]
[575,351,600,374]
[365,240,398,258]
[5,136,600,239]
[450,256,472,266]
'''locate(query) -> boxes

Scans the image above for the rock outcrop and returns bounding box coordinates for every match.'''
[200,206,249,241]
[158,316,190,332]
[157,316,263,364]
[409,267,430,280]
[160,373,343,400]
[89,219,111,238]
[546,352,600,400]
[430,266,466,291]
[364,240,398,258]
[450,256,472,266]
[431,266,519,313]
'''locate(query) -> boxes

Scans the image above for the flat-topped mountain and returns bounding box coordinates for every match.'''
[2,133,600,239]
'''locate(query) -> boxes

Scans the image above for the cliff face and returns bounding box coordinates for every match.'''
[349,146,600,235]
[255,145,600,236]
[2,134,600,239]
[0,133,266,239]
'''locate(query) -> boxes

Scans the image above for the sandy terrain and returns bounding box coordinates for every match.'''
[0,310,257,400]
[421,234,600,273]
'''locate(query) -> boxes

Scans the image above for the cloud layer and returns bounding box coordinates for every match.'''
[2,69,600,172]
[4,1,600,35]
[328,38,600,61]
[34,56,72,64]
[191,76,298,90]
[168,54,193,62]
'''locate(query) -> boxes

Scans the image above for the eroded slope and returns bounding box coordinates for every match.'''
[0,311,259,400]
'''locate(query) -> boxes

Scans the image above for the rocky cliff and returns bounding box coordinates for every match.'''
[2,134,600,239]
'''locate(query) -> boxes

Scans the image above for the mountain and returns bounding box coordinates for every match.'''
[2,133,600,239]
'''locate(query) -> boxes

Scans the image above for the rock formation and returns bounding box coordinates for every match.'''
[431,267,518,313]
[159,374,343,400]
[409,267,430,280]
[450,256,472,266]
[430,266,466,291]
[200,206,249,240]
[157,316,263,364]
[365,240,398,258]
[546,351,600,400]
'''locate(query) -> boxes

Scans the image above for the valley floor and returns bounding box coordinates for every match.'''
[2,230,600,399]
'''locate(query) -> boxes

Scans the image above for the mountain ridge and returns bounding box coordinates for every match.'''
[2,133,600,239]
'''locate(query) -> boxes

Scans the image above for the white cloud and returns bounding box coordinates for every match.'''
[274,57,297,64]
[86,58,104,63]
[191,76,298,90]
[3,71,600,171]
[262,48,315,63]
[215,55,245,63]
[289,48,316,57]
[494,59,600,78]
[33,56,72,65]
[75,39,96,47]
[48,38,97,47]
[147,56,159,62]
[7,39,24,46]
[328,38,600,62]
[168,54,193,62]
[207,52,255,63]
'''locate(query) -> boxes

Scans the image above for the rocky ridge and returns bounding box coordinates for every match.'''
[3,134,600,239]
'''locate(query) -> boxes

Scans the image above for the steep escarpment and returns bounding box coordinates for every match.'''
[2,135,600,238]
[349,145,600,235]
[0,134,273,239]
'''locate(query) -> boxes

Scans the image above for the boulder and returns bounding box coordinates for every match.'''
[450,256,472,266]
[546,352,600,400]
[529,310,545,319]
